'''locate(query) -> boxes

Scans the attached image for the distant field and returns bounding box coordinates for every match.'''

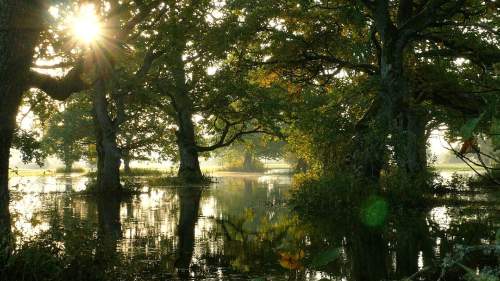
[433,163,480,172]
[8,169,56,177]
[264,163,291,169]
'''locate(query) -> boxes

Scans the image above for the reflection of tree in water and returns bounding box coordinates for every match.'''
[64,175,72,192]
[96,195,122,268]
[175,186,202,279]
[0,192,11,266]
[207,193,499,281]
[3,176,498,280]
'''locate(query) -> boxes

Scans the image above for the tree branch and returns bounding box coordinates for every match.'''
[196,124,268,152]
[28,61,88,101]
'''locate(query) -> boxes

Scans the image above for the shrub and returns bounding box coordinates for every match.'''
[289,173,375,218]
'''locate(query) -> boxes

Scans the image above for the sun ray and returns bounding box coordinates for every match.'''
[71,3,102,44]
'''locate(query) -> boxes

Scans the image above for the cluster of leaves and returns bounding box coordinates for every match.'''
[12,130,46,167]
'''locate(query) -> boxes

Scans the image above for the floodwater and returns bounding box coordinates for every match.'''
[7,171,500,280]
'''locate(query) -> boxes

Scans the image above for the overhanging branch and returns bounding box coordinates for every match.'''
[28,61,89,101]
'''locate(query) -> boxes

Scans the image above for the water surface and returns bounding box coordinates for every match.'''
[8,172,499,280]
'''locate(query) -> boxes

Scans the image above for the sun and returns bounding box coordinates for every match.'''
[72,4,102,44]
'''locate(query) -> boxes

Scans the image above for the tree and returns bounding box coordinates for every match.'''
[138,0,282,182]
[228,0,499,183]
[0,0,87,246]
[42,95,94,173]
[217,135,286,172]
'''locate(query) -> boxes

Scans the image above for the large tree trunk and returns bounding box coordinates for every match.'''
[170,40,203,183]
[350,99,387,181]
[372,1,429,181]
[396,107,429,178]
[93,78,122,193]
[176,117,203,182]
[0,1,45,251]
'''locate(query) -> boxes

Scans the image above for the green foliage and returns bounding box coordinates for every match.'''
[217,134,285,172]
[42,95,94,169]
[290,173,376,219]
[12,130,46,166]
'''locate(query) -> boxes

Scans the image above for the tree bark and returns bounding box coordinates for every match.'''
[396,107,429,178]
[177,126,203,182]
[169,39,203,183]
[0,1,45,249]
[93,78,122,193]
[350,99,387,180]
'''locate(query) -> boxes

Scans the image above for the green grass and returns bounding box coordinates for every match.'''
[55,167,87,173]
[8,169,56,177]
[264,163,291,169]
[433,163,482,172]
[146,174,214,186]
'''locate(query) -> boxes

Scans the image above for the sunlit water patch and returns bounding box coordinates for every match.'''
[6,172,499,280]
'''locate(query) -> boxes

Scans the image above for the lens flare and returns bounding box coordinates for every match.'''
[72,4,101,44]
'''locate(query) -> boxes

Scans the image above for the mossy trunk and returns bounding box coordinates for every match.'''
[0,113,15,252]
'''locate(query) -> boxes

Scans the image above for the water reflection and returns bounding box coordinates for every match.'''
[7,173,499,280]
[175,187,201,279]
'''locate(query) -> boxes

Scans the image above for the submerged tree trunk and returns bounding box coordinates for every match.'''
[93,78,122,193]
